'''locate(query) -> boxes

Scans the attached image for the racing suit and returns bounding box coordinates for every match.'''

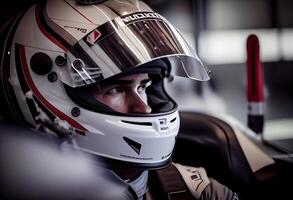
[126,163,239,200]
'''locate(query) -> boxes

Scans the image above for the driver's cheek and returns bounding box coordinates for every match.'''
[106,95,128,113]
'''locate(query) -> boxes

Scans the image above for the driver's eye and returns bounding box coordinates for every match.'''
[105,87,125,96]
[137,84,147,93]
[138,80,152,93]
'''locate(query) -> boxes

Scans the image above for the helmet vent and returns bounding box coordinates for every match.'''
[121,120,152,126]
[170,117,177,123]
[30,52,52,75]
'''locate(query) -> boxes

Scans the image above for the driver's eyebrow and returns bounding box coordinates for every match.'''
[100,78,151,87]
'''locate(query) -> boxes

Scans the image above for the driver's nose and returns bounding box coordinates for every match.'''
[128,92,152,114]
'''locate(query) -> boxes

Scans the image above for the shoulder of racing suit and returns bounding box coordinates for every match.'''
[148,162,239,200]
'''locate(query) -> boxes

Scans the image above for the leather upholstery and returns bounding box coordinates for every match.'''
[173,111,256,193]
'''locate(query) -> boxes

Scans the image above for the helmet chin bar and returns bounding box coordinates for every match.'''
[31,97,179,170]
[35,109,175,171]
[69,109,179,170]
[33,108,173,170]
[39,118,174,170]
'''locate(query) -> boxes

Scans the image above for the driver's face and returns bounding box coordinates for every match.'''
[93,73,152,114]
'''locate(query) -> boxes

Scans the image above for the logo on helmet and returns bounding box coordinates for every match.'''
[123,137,142,155]
[64,25,87,33]
[121,12,162,25]
[87,30,101,45]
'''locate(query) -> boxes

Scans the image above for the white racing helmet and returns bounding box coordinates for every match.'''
[0,0,210,169]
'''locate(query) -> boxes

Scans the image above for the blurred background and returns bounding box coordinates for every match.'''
[147,0,293,138]
[1,0,293,136]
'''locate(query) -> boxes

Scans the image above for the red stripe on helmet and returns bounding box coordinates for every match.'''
[19,45,87,131]
[35,3,67,51]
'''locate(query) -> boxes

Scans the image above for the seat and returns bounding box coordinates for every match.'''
[172,111,258,197]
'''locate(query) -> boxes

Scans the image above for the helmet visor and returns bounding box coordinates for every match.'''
[59,12,210,87]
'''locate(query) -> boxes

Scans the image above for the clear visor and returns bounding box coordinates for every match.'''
[58,13,210,87]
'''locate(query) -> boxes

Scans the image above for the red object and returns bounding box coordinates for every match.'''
[246,34,264,102]
[87,30,101,45]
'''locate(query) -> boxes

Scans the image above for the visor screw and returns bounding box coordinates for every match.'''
[48,72,58,82]
[55,55,67,67]
[71,107,80,117]
[30,52,52,75]
[72,59,84,70]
